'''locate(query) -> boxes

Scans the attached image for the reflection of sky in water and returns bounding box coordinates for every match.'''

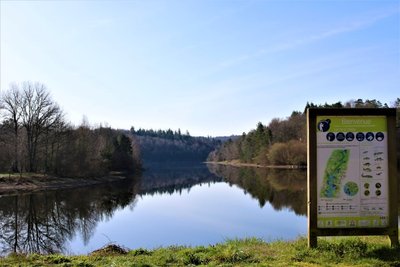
[68,182,307,255]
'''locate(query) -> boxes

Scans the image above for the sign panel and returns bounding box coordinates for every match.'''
[316,116,389,228]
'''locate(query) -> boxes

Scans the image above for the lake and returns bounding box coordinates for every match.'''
[0,164,307,255]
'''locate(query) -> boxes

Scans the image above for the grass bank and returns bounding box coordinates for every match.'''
[1,236,399,266]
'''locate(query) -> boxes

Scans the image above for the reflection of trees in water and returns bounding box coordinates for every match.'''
[0,177,139,255]
[0,165,221,256]
[0,193,74,255]
[0,164,309,255]
[139,164,222,196]
[207,164,307,216]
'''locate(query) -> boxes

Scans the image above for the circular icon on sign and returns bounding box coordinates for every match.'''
[356,132,364,141]
[376,190,381,196]
[364,183,369,189]
[346,132,354,141]
[376,132,384,141]
[344,182,358,197]
[366,132,374,141]
[336,132,345,142]
[326,132,335,141]
[364,190,370,196]
[317,119,331,132]
[375,182,381,189]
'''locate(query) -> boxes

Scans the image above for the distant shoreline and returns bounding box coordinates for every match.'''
[205,161,306,169]
[0,173,129,196]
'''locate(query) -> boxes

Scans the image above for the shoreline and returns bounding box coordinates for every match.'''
[205,161,306,169]
[0,172,129,196]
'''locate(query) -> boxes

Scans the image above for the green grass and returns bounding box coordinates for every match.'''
[1,236,399,266]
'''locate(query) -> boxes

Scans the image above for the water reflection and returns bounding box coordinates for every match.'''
[139,163,223,195]
[0,164,311,255]
[0,177,139,255]
[207,164,307,215]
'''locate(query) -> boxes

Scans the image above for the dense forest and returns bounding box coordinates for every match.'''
[0,82,141,177]
[208,99,400,166]
[128,127,221,166]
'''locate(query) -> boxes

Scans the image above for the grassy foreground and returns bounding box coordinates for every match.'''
[1,236,399,267]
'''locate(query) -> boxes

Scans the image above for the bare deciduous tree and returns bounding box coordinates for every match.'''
[1,81,141,176]
[1,84,23,172]
[19,82,64,172]
[1,82,65,172]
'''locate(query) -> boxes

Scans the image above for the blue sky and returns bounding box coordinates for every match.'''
[1,0,399,136]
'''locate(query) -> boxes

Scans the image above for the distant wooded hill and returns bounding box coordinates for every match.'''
[208,99,400,167]
[127,128,221,166]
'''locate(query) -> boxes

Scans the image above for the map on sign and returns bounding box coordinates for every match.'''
[316,116,389,228]
[320,149,350,198]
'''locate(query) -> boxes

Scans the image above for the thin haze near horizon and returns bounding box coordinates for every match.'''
[1,1,399,137]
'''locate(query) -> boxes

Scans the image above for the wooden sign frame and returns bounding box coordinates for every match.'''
[307,108,398,248]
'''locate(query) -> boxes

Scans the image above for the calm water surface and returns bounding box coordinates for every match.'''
[0,164,307,255]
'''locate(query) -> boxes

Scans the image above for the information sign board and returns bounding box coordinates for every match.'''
[316,116,388,228]
[307,108,398,248]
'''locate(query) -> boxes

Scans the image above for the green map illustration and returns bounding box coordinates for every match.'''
[320,149,350,198]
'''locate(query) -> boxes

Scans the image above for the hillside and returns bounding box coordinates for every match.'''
[127,128,221,167]
[208,99,400,167]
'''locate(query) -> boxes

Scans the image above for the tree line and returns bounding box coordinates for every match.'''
[0,82,141,177]
[128,127,221,165]
[208,99,400,166]
[132,127,192,140]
